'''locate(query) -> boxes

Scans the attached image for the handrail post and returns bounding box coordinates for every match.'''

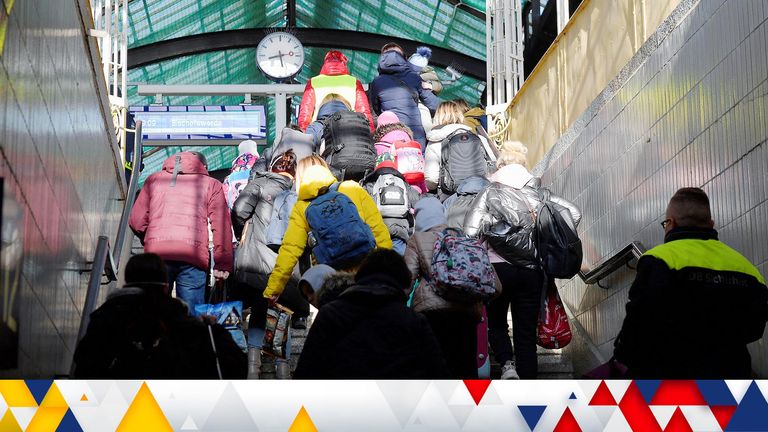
[113,120,143,267]
[70,235,111,377]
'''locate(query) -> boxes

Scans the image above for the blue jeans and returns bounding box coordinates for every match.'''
[392,238,407,255]
[166,261,207,312]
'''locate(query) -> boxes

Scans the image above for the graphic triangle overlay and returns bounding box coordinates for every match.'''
[518,405,546,431]
[635,380,661,404]
[117,382,173,432]
[725,381,768,431]
[651,381,707,406]
[697,381,737,406]
[56,409,84,432]
[25,381,53,405]
[463,380,492,405]
[710,405,736,431]
[663,407,693,432]
[619,381,662,432]
[0,410,22,432]
[553,407,581,432]
[288,406,317,432]
[590,381,617,406]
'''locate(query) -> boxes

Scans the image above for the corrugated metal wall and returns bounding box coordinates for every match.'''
[0,0,125,376]
[535,0,768,376]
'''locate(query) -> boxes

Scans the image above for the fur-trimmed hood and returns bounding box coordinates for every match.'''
[373,122,413,143]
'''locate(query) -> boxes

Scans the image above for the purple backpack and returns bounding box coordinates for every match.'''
[430,228,497,303]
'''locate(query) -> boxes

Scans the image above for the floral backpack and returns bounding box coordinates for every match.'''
[430,228,497,303]
[223,153,258,209]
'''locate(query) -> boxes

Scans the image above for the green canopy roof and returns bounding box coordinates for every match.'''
[127,0,487,179]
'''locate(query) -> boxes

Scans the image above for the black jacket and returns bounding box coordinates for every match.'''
[362,167,421,242]
[231,172,298,289]
[293,273,450,379]
[614,227,768,378]
[73,286,246,379]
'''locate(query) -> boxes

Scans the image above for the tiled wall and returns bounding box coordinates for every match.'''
[0,0,125,377]
[535,0,768,376]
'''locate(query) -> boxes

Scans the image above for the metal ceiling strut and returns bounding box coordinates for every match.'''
[127,28,486,80]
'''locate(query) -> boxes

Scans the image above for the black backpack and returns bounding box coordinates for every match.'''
[439,131,488,195]
[321,110,375,181]
[536,192,583,278]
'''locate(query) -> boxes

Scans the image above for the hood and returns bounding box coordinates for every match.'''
[299,264,337,292]
[238,139,259,156]
[297,165,337,200]
[341,274,407,302]
[230,153,258,173]
[465,107,485,118]
[373,122,413,143]
[248,170,293,188]
[377,50,411,75]
[490,164,535,189]
[317,101,349,120]
[319,50,350,76]
[414,197,446,232]
[427,123,472,142]
[161,152,209,175]
[457,176,490,194]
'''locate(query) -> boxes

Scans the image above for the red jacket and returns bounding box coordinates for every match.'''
[129,152,233,272]
[298,50,374,132]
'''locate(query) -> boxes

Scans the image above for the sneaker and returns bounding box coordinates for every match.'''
[292,317,307,330]
[501,361,520,380]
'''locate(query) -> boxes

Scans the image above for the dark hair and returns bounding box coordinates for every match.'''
[354,248,411,291]
[381,43,404,55]
[668,187,712,227]
[124,253,168,285]
[316,272,355,308]
[270,149,297,177]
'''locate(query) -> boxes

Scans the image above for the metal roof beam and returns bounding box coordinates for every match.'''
[443,0,485,20]
[127,28,487,80]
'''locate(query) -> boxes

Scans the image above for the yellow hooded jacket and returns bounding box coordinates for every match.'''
[264,165,392,297]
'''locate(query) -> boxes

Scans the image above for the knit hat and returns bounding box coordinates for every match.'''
[238,139,259,157]
[377,111,400,127]
[414,197,446,232]
[408,46,432,69]
[299,264,337,294]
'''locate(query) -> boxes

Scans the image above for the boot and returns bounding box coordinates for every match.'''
[247,347,262,379]
[275,360,291,379]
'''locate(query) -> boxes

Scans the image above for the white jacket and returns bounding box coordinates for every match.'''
[424,123,492,191]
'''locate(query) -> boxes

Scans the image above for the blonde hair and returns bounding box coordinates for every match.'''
[295,155,329,190]
[452,98,470,112]
[433,101,465,126]
[496,141,528,168]
[320,93,352,109]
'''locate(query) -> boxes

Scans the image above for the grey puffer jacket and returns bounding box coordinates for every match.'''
[443,176,490,231]
[464,164,580,269]
[231,171,299,288]
[404,224,485,318]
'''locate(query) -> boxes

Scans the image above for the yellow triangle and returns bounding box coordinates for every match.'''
[80,394,88,402]
[26,407,68,432]
[0,409,23,432]
[0,381,37,407]
[288,406,318,432]
[39,383,67,409]
[116,383,172,432]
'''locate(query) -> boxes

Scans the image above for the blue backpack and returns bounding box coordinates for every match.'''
[264,189,298,250]
[305,182,376,267]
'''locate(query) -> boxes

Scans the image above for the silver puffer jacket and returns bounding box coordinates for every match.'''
[463,164,581,269]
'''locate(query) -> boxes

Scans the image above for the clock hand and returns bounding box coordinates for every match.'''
[278,51,285,68]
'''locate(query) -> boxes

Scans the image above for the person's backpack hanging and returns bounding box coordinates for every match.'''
[371,173,410,218]
[439,131,488,195]
[536,279,572,349]
[429,228,497,302]
[390,139,425,185]
[305,182,376,267]
[321,111,376,181]
[536,190,583,278]
[264,189,298,252]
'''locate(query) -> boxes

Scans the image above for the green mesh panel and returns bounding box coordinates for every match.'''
[128,0,286,47]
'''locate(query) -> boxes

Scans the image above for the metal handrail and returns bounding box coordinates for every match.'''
[578,241,646,287]
[69,121,144,376]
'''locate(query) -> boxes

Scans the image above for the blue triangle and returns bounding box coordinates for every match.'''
[518,405,547,431]
[635,380,661,404]
[56,409,84,432]
[25,380,53,405]
[726,381,768,431]
[697,380,737,406]
[569,392,577,400]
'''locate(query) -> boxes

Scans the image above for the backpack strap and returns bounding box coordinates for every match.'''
[391,76,420,104]
[170,154,182,187]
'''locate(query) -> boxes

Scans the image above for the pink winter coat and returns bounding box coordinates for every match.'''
[129,152,233,272]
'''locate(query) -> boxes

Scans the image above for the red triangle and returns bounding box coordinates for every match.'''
[463,380,492,405]
[589,381,617,406]
[619,382,662,432]
[710,405,737,431]
[553,407,582,432]
[651,381,707,406]
[663,407,693,432]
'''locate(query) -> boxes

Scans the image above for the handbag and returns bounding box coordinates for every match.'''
[536,278,572,349]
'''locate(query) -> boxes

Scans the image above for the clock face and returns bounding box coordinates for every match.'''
[256,32,304,80]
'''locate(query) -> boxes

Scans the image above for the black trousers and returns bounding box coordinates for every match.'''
[423,310,479,379]
[487,262,543,379]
